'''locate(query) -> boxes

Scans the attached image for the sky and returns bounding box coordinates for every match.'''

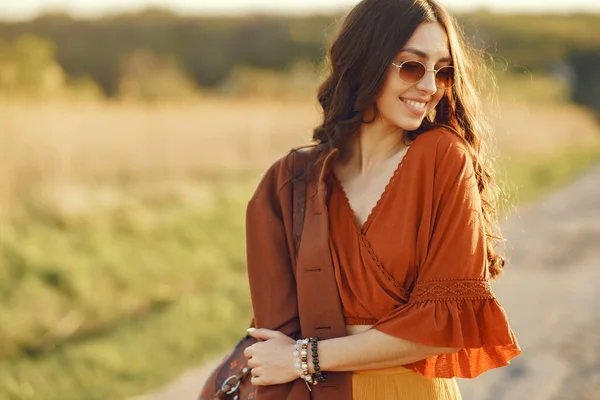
[1,0,599,21]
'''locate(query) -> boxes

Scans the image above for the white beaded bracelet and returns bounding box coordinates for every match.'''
[293,338,313,391]
[293,340,304,377]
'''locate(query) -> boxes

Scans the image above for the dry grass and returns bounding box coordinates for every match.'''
[490,102,599,157]
[0,98,316,220]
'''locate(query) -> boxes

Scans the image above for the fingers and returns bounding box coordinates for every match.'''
[250,375,262,386]
[247,358,265,386]
[250,367,264,386]
[246,328,285,341]
[250,369,273,386]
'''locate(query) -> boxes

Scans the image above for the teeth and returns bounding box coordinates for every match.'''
[401,99,427,109]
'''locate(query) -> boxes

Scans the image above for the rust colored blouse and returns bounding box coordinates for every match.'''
[327,128,521,379]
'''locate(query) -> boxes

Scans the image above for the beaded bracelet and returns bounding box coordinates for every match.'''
[300,338,313,384]
[293,340,304,378]
[293,338,313,391]
[292,337,328,391]
[310,337,328,384]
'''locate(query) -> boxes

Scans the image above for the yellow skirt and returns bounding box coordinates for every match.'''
[352,365,462,400]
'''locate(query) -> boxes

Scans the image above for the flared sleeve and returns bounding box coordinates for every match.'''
[372,135,521,378]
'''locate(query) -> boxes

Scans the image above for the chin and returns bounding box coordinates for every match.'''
[394,118,423,132]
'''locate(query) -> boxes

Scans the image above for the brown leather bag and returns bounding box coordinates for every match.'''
[198,335,258,400]
[199,148,314,400]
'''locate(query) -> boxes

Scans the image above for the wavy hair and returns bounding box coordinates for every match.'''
[312,0,506,278]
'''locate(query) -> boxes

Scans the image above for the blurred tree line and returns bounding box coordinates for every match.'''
[0,9,598,110]
[0,34,102,99]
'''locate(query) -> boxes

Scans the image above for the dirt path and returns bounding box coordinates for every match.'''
[143,164,600,400]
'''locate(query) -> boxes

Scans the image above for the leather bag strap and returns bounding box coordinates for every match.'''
[248,148,312,331]
[292,148,311,255]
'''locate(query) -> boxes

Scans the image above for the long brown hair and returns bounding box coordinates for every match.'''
[313,0,506,279]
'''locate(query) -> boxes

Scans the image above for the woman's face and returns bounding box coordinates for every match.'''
[374,22,452,132]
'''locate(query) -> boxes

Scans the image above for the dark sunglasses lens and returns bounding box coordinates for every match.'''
[399,61,425,83]
[435,66,454,88]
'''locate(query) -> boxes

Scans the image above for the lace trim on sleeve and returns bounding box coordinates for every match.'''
[409,278,494,303]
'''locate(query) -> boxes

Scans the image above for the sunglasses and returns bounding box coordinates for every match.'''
[391,61,455,89]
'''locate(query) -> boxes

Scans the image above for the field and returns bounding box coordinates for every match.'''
[1,77,600,399]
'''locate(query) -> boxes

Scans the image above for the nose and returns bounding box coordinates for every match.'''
[415,69,437,95]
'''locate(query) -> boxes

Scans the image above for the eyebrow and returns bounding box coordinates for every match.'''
[399,48,452,62]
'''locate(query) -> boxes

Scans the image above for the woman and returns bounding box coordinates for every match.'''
[243,0,521,399]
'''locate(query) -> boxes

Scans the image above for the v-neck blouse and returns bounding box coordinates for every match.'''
[331,145,410,236]
[327,128,521,379]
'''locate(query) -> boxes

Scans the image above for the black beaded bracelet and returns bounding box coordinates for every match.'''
[310,337,328,384]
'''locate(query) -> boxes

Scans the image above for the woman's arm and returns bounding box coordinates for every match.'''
[315,328,458,372]
[245,327,458,386]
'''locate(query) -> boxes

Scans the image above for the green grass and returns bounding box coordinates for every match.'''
[498,140,600,207]
[0,142,599,400]
[0,289,251,400]
[0,178,251,356]
[0,177,256,400]
[495,73,572,105]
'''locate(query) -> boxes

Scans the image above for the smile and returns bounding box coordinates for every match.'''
[399,98,427,109]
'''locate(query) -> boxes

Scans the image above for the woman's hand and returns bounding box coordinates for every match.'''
[243,328,298,386]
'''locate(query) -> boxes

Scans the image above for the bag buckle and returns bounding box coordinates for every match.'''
[220,367,248,395]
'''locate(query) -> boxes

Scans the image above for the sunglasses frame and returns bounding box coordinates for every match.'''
[391,60,456,89]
